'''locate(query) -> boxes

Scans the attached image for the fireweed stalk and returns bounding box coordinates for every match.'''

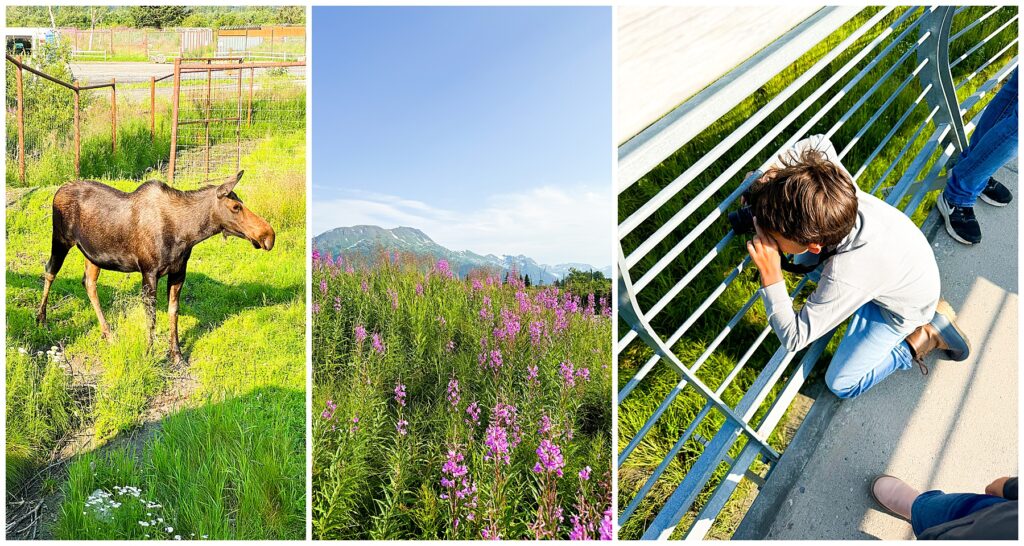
[311,251,610,539]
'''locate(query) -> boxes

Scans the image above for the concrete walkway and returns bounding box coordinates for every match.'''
[740,158,1018,539]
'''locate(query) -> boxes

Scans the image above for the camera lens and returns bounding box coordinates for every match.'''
[728,206,755,235]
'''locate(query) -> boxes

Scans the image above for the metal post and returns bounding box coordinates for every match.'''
[917,6,968,153]
[168,58,181,185]
[111,77,117,154]
[236,68,243,171]
[74,88,81,177]
[248,67,255,126]
[150,76,156,141]
[205,68,212,180]
[16,63,25,184]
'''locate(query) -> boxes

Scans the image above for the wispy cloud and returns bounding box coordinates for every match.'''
[312,184,612,266]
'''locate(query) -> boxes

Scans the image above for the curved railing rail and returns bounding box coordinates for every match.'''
[616,6,1017,540]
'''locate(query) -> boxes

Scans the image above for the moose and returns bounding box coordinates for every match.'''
[36,171,275,365]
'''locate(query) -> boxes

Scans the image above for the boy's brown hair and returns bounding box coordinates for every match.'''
[748,147,858,248]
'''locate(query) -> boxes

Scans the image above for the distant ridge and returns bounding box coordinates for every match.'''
[312,225,612,285]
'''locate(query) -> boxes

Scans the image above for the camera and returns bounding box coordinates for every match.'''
[728,206,755,235]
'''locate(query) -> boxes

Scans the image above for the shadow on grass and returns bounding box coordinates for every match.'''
[6,270,301,358]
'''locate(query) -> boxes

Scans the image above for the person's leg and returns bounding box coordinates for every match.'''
[944,70,1019,207]
[825,302,915,399]
[910,489,1009,536]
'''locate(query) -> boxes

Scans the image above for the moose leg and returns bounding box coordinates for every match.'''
[37,239,71,327]
[83,258,113,341]
[141,271,159,350]
[167,269,186,366]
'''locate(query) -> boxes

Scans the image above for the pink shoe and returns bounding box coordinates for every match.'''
[870,475,920,521]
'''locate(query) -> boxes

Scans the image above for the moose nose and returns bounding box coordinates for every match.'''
[262,229,276,251]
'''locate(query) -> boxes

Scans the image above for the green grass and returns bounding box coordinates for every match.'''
[6,125,306,538]
[616,6,1017,539]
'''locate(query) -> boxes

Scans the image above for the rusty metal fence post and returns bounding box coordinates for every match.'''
[74,88,81,177]
[150,76,156,141]
[16,61,25,184]
[248,67,255,126]
[168,58,182,185]
[111,77,117,154]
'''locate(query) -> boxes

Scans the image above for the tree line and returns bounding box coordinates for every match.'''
[7,6,305,30]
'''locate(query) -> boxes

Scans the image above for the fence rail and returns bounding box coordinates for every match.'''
[616,6,1017,540]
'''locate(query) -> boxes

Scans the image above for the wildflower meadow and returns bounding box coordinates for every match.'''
[311,250,613,540]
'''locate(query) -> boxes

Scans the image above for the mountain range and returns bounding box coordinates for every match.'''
[312,225,611,285]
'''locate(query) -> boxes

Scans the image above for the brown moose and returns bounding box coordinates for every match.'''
[36,171,275,365]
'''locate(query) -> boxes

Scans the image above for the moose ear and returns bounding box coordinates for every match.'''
[216,171,243,199]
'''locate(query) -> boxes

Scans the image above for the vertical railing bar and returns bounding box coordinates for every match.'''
[852,85,931,182]
[715,328,775,397]
[901,142,952,215]
[949,6,1002,43]
[618,329,639,355]
[949,15,1019,69]
[618,7,911,238]
[824,35,930,141]
[624,7,919,269]
[957,56,1018,115]
[840,62,929,160]
[955,38,1018,91]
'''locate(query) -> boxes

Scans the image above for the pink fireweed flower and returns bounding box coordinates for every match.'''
[465,401,481,426]
[446,378,460,407]
[437,315,447,327]
[576,367,591,383]
[386,288,399,310]
[334,296,341,312]
[493,402,522,449]
[483,425,511,465]
[372,333,386,354]
[539,413,553,436]
[396,419,408,436]
[529,321,544,346]
[579,466,591,481]
[527,365,540,387]
[560,361,576,388]
[349,415,360,434]
[321,400,336,421]
[532,439,565,477]
[478,296,493,321]
[569,514,591,541]
[516,290,530,314]
[312,248,321,263]
[554,308,569,334]
[415,283,424,296]
[319,278,328,295]
[354,325,367,344]
[446,339,455,353]
[488,349,503,372]
[346,264,355,274]
[394,382,407,407]
[494,308,520,341]
[586,293,596,315]
[312,302,320,314]
[336,255,344,267]
[599,508,613,540]
[472,278,483,292]
[361,280,369,293]
[435,259,454,279]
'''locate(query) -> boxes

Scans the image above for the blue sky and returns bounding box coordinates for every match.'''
[312,6,612,266]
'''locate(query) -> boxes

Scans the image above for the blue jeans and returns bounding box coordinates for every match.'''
[825,302,916,399]
[911,490,1009,536]
[944,68,1019,207]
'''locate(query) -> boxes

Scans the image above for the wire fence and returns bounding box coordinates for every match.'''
[168,58,305,187]
[59,26,305,63]
[6,52,304,189]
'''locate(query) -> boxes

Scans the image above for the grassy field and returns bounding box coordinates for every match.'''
[5,77,306,538]
[311,254,612,540]
[616,6,1017,539]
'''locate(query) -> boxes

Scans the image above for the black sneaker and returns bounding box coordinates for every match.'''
[980,178,1012,206]
[937,193,982,245]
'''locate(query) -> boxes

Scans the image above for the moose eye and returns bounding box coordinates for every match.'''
[232,203,242,213]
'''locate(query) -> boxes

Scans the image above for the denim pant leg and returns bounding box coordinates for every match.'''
[945,69,1020,207]
[824,302,915,399]
[910,490,1009,537]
